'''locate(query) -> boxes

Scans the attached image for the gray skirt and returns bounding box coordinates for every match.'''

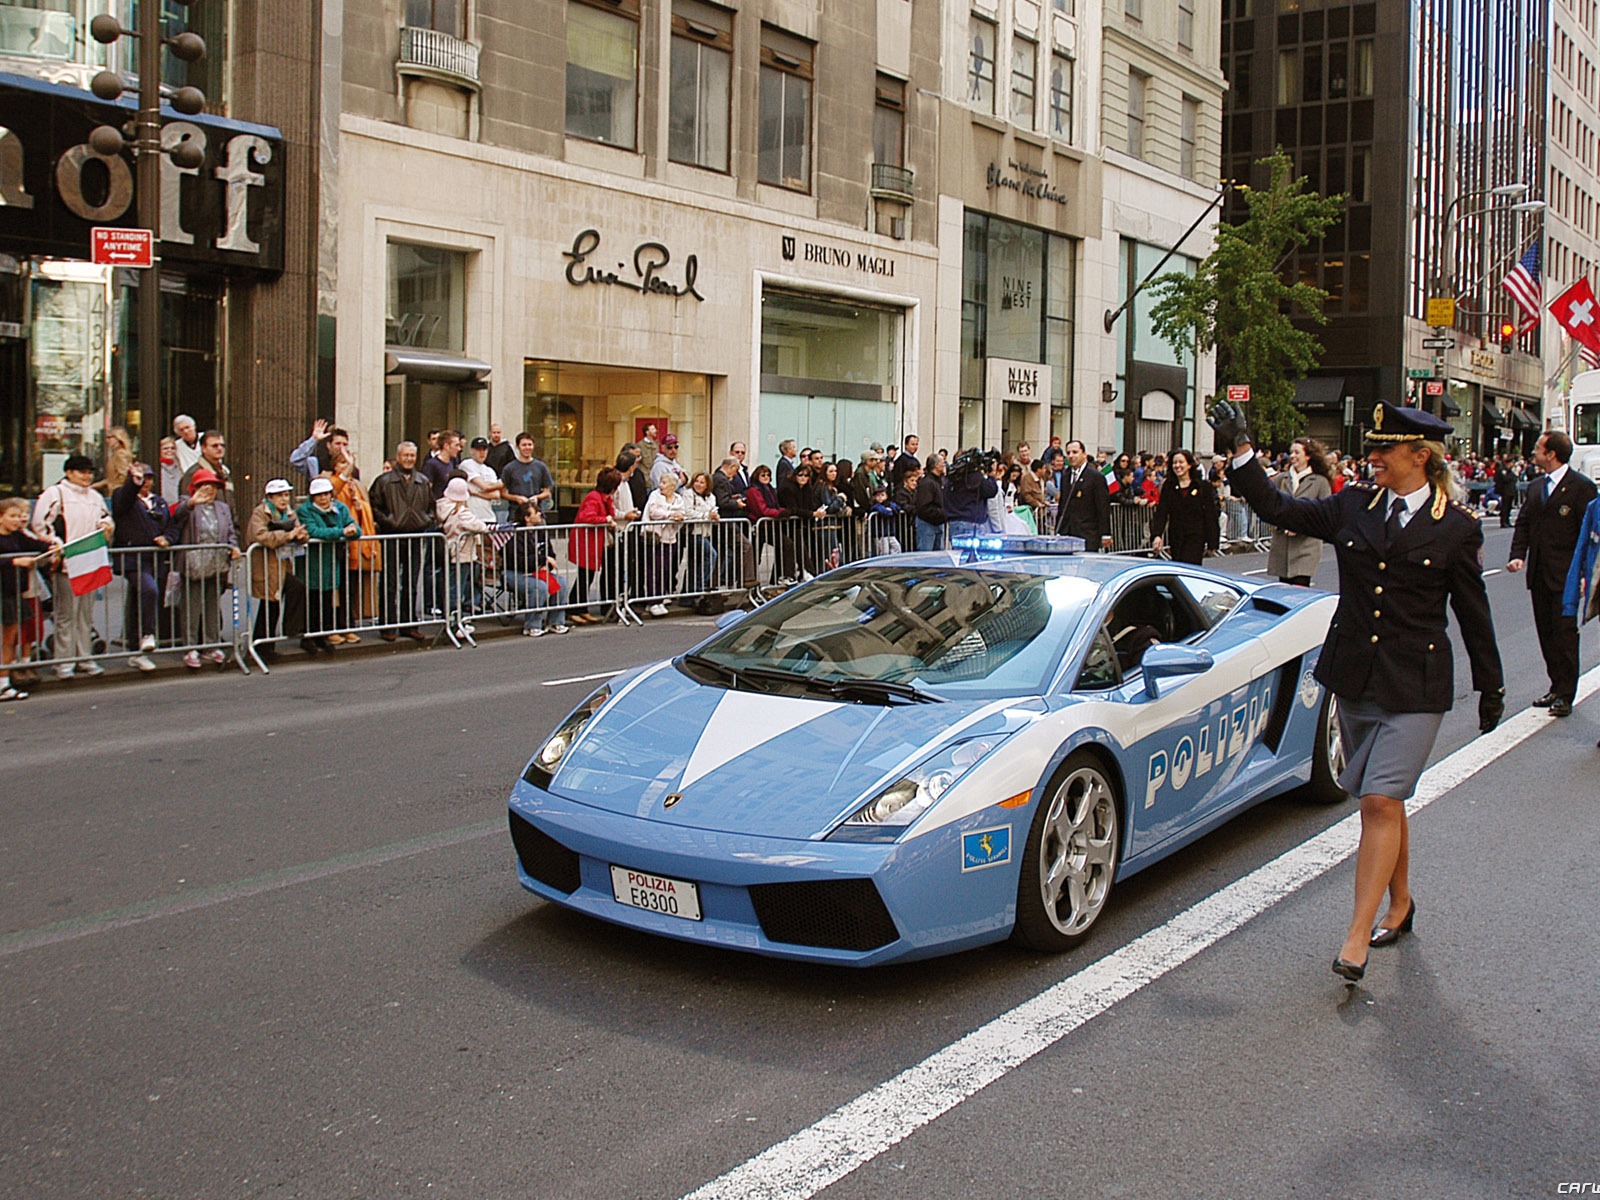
[1336,697,1445,801]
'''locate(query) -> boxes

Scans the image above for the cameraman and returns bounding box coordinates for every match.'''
[944,448,999,543]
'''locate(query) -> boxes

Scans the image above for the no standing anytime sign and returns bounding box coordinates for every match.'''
[91,227,154,268]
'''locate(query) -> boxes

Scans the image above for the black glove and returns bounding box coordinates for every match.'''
[1478,688,1505,733]
[1206,399,1251,456]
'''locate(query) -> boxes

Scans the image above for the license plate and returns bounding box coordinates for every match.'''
[610,865,703,922]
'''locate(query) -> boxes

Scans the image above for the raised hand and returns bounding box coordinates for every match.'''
[1206,399,1251,454]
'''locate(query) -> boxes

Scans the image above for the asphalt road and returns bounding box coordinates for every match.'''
[2,527,1597,1199]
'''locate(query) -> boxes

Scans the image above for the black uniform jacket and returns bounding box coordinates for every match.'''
[1149,477,1219,555]
[1509,468,1599,593]
[1054,464,1111,542]
[1228,455,1502,713]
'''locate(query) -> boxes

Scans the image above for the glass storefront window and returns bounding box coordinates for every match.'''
[758,291,902,465]
[523,361,710,513]
[387,242,466,351]
[961,211,1076,450]
[566,0,639,148]
[26,262,109,488]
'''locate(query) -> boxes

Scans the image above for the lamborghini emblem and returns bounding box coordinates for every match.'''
[663,793,683,809]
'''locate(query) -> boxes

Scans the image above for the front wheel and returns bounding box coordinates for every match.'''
[1012,752,1121,952]
[1304,691,1351,804]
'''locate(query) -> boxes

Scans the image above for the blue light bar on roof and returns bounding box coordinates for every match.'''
[951,534,1086,558]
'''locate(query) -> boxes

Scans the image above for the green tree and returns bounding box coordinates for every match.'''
[1148,151,1344,448]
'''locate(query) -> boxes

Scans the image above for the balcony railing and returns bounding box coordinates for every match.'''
[870,162,914,202]
[398,25,481,88]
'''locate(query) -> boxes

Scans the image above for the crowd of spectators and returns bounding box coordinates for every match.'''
[0,412,1548,699]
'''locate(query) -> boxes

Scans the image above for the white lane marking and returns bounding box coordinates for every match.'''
[1244,568,1268,576]
[684,664,1600,1200]
[1483,569,1503,577]
[541,669,626,687]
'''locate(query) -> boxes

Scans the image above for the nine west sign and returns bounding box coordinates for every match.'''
[985,356,1051,404]
[0,74,285,275]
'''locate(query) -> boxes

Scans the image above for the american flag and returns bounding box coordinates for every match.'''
[486,523,518,552]
[1582,343,1600,371]
[1500,243,1541,334]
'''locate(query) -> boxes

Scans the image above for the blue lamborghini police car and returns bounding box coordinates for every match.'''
[508,538,1345,965]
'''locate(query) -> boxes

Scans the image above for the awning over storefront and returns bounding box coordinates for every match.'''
[384,346,491,384]
[1291,376,1346,408]
[1481,401,1504,426]
[1509,407,1540,431]
[1440,394,1461,417]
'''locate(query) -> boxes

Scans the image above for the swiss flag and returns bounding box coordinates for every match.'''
[1549,278,1600,357]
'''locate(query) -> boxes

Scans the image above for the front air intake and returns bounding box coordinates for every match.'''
[748,879,900,952]
[509,811,582,894]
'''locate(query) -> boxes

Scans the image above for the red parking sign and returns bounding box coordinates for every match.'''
[1225,384,1250,403]
[91,227,154,268]
[1423,380,1445,396]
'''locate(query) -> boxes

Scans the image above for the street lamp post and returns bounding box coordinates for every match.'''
[86,2,208,459]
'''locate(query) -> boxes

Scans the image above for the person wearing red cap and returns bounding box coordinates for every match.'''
[171,469,240,668]
[649,434,689,492]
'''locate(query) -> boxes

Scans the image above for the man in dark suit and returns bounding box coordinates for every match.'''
[1054,439,1113,550]
[1509,431,1598,717]
[1493,455,1519,528]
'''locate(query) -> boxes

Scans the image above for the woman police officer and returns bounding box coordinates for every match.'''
[1209,399,1505,984]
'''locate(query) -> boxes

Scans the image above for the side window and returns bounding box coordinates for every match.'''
[1104,580,1203,671]
[1177,577,1244,631]
[1076,624,1122,690]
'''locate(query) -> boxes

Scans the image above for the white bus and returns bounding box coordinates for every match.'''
[1571,370,1600,483]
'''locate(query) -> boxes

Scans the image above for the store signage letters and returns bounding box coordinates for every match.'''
[985,357,1051,405]
[985,158,1070,206]
[780,235,896,278]
[564,228,704,301]
[0,79,285,274]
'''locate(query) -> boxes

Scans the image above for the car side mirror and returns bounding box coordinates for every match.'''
[1141,644,1214,699]
[714,607,750,630]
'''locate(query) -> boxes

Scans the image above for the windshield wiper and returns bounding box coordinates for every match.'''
[820,677,945,705]
[678,659,777,694]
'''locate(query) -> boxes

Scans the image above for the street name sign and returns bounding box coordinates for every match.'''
[1407,368,1433,379]
[1426,297,1456,327]
[90,227,153,268]
[1225,384,1250,403]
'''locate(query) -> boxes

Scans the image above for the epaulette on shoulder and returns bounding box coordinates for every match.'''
[1345,481,1376,491]
[1449,499,1479,517]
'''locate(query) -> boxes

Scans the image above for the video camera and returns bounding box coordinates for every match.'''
[950,446,1002,483]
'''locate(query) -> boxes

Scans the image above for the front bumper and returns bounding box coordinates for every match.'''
[507,782,1025,966]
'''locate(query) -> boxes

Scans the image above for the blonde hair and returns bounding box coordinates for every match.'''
[0,496,30,516]
[1420,440,1462,503]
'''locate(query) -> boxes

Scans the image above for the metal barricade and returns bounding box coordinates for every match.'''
[240,530,446,671]
[3,542,246,679]
[1218,498,1269,553]
[613,516,754,623]
[1108,504,1150,553]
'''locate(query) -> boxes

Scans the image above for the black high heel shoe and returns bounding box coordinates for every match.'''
[1332,956,1365,983]
[1369,900,1416,948]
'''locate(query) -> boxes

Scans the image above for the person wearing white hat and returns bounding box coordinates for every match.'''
[296,477,359,653]
[246,479,308,659]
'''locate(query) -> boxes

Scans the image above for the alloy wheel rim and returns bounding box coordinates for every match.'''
[1326,696,1346,780]
[1038,765,1117,936]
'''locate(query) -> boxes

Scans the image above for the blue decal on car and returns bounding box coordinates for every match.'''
[961,825,1012,872]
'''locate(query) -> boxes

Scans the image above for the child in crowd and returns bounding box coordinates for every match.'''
[0,497,53,700]
[868,485,902,557]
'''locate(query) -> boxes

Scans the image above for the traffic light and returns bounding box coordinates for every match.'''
[1499,321,1516,354]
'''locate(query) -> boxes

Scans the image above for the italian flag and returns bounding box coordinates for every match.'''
[1101,461,1120,495]
[62,530,112,596]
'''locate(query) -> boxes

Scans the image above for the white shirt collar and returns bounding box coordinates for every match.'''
[1386,481,1431,516]
[1546,464,1568,490]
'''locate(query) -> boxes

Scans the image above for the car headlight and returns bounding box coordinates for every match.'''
[833,737,1005,839]
[522,685,611,788]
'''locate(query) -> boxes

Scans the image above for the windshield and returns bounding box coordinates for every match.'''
[1574,403,1600,446]
[686,566,1097,699]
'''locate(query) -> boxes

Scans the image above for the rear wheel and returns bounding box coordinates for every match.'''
[1012,752,1121,952]
[1305,691,1351,804]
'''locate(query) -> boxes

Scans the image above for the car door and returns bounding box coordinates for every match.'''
[1075,575,1266,860]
